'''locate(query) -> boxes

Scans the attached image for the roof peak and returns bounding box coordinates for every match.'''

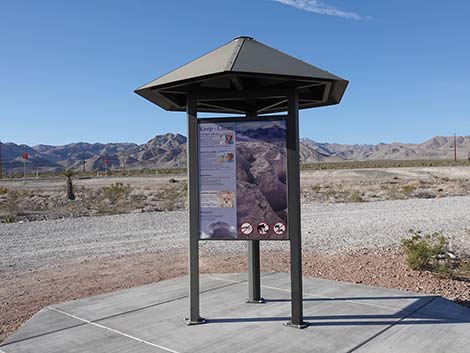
[233,35,253,41]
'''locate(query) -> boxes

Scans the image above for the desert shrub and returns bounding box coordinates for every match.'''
[2,215,15,223]
[102,182,131,204]
[350,190,365,203]
[0,186,8,194]
[152,182,187,211]
[0,191,20,223]
[401,183,417,194]
[401,231,449,270]
[456,260,470,276]
[311,184,321,192]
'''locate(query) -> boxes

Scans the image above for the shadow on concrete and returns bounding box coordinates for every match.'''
[264,296,432,303]
[207,296,470,326]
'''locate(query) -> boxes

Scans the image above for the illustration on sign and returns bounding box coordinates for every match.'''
[198,118,288,240]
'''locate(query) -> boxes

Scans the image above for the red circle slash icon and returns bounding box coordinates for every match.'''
[273,222,286,235]
[22,152,29,160]
[240,222,253,236]
[257,222,269,236]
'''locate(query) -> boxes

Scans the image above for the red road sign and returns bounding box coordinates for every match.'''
[103,159,109,165]
[22,152,29,160]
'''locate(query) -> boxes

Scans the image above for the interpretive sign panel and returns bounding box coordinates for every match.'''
[198,117,288,240]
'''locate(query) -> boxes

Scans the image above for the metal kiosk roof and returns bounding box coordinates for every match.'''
[135,36,348,114]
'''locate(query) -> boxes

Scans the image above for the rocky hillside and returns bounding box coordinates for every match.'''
[1,134,469,173]
[300,136,470,163]
[1,133,187,173]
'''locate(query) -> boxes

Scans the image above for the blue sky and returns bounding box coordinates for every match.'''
[0,0,469,146]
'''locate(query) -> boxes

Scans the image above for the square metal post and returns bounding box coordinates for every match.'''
[246,111,264,304]
[247,241,264,303]
[284,88,308,328]
[186,95,205,325]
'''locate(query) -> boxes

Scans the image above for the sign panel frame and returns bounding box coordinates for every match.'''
[197,115,289,241]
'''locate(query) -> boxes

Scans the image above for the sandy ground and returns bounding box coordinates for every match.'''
[1,197,470,342]
[1,248,469,344]
[0,174,185,192]
[2,166,469,191]
[2,166,470,223]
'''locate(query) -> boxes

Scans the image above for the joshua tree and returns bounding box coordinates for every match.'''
[63,169,75,200]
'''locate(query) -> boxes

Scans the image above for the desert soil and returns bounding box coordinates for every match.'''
[1,194,470,343]
[2,166,470,222]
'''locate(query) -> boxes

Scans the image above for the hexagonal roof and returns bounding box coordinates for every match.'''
[135,36,348,114]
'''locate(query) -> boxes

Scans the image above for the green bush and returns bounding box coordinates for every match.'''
[0,186,8,194]
[2,215,15,224]
[457,261,470,276]
[102,182,131,204]
[401,231,449,270]
[350,190,365,203]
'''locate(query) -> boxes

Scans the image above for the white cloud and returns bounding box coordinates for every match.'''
[273,0,369,20]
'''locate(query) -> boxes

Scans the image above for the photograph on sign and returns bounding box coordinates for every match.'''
[198,118,288,240]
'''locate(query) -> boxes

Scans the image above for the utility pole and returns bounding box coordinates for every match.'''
[82,151,86,174]
[454,133,457,162]
[0,139,3,179]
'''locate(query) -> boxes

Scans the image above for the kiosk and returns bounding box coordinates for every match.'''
[135,36,348,328]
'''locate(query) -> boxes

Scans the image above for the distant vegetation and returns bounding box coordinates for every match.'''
[4,160,470,180]
[301,159,470,171]
[2,168,187,179]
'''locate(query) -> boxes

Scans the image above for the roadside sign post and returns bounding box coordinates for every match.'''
[22,152,28,180]
[103,159,109,175]
[135,36,348,328]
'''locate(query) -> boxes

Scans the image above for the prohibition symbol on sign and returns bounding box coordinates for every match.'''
[257,222,269,235]
[240,222,253,236]
[273,222,286,235]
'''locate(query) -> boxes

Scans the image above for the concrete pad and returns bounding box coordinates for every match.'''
[2,308,82,346]
[51,275,242,322]
[262,273,435,312]
[2,273,469,353]
[355,298,470,353]
[0,319,169,353]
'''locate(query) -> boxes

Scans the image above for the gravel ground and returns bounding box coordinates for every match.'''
[1,196,470,273]
[1,196,470,343]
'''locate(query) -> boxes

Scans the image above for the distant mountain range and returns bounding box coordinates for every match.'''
[1,133,187,173]
[1,133,469,174]
[300,136,470,163]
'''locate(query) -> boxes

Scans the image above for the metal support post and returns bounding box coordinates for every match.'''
[186,95,205,325]
[247,240,264,303]
[245,111,264,304]
[284,87,308,328]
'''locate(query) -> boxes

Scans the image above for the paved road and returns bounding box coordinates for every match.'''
[1,197,469,271]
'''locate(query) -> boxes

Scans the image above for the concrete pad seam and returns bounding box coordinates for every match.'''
[207,276,244,283]
[261,284,433,313]
[47,279,243,326]
[48,306,181,353]
[92,280,245,323]
[0,308,87,348]
[0,322,87,348]
[207,272,276,284]
[346,296,439,353]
